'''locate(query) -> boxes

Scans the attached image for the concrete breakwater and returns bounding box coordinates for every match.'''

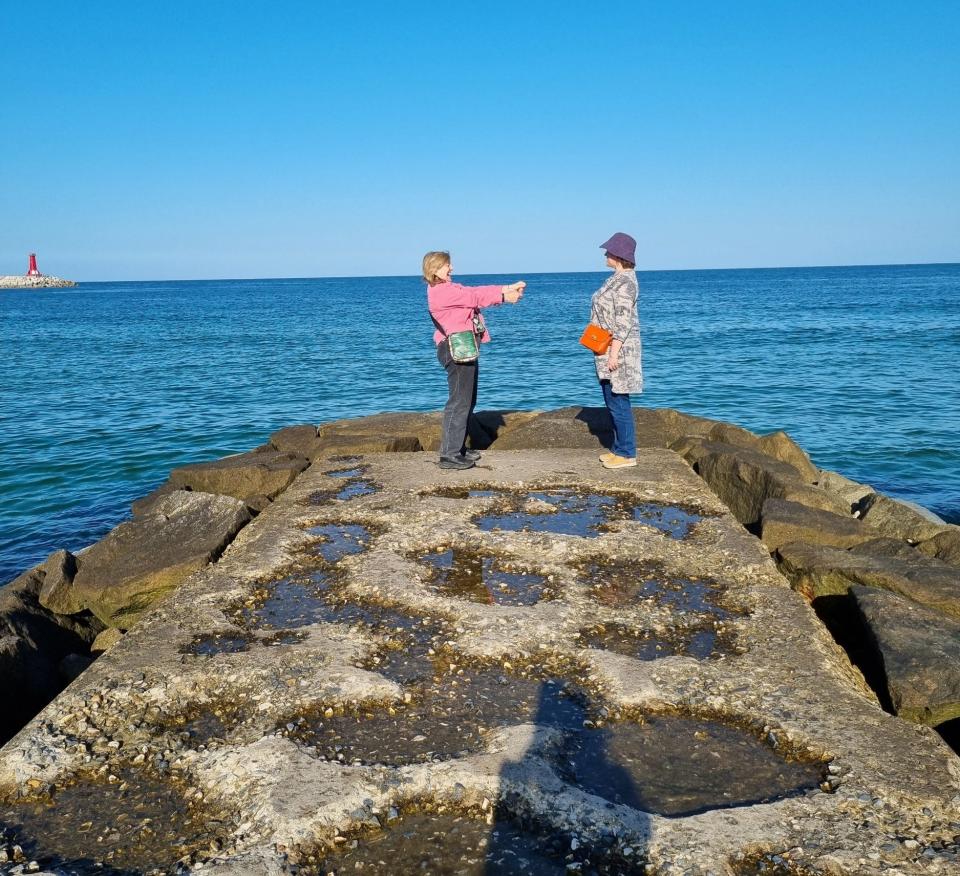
[0,276,76,289]
[1,407,959,874]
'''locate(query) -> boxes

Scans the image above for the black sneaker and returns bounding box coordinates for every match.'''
[439,454,476,470]
[460,448,482,461]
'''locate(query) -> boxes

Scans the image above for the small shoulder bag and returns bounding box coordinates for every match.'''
[430,310,481,363]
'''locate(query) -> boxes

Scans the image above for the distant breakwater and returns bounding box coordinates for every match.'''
[0,275,76,288]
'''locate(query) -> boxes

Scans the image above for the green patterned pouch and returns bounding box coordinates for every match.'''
[447,329,479,363]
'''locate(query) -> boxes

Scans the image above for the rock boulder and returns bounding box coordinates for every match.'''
[858,493,947,542]
[759,498,878,553]
[851,585,960,726]
[169,449,309,503]
[776,539,960,618]
[72,491,251,628]
[693,442,847,528]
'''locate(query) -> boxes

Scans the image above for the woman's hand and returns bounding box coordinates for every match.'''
[607,339,623,371]
[503,281,525,304]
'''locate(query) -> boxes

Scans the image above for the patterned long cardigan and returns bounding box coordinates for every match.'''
[589,269,643,394]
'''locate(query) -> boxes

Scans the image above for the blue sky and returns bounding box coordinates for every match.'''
[1,1,958,280]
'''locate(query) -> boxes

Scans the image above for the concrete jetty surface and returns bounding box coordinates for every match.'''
[1,449,958,875]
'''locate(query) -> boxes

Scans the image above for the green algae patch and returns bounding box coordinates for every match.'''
[295,801,647,876]
[578,619,738,660]
[280,662,590,766]
[0,766,231,874]
[417,546,559,606]
[581,557,747,620]
[472,488,706,539]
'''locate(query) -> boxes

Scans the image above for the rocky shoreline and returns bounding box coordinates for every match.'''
[0,275,76,289]
[2,406,959,874]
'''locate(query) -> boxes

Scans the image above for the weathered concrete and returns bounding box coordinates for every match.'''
[2,450,957,875]
[851,585,960,727]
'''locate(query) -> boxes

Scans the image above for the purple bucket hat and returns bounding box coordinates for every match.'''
[600,232,636,265]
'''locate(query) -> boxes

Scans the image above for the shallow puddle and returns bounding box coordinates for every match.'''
[472,489,702,540]
[0,766,227,874]
[327,466,368,479]
[303,808,642,876]
[335,479,379,500]
[428,486,507,500]
[307,522,373,563]
[583,560,743,622]
[284,669,589,766]
[578,621,734,660]
[553,714,826,817]
[419,547,557,606]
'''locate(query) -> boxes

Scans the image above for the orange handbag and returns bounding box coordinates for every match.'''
[579,323,612,354]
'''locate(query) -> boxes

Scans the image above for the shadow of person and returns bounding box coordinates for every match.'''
[483,680,649,875]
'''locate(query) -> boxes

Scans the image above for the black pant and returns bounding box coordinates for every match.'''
[437,341,479,457]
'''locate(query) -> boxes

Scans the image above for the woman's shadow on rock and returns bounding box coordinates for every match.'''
[483,680,650,875]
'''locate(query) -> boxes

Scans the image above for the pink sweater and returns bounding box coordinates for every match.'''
[427,282,504,345]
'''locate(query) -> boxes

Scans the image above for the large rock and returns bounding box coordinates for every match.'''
[816,470,875,513]
[269,424,324,458]
[694,442,847,528]
[916,525,960,567]
[756,431,820,483]
[472,410,542,446]
[72,491,251,628]
[851,585,960,726]
[318,412,439,452]
[0,568,103,745]
[705,424,819,482]
[37,549,83,615]
[759,498,878,552]
[633,407,718,448]
[776,539,960,618]
[858,493,947,542]
[491,407,613,450]
[169,449,309,502]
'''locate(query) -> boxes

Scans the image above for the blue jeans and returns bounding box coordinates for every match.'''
[600,380,636,458]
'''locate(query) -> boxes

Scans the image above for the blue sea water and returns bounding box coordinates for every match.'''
[2,264,958,584]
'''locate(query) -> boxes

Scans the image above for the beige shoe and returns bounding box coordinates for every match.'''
[598,451,617,464]
[602,454,637,469]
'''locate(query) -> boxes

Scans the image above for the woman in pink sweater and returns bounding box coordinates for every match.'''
[423,251,525,469]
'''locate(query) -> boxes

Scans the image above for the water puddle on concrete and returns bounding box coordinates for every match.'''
[418,547,558,606]
[321,463,380,500]
[578,621,735,660]
[283,666,589,766]
[468,489,702,539]
[307,522,373,563]
[0,766,228,873]
[301,807,642,875]
[583,559,744,622]
[553,713,826,817]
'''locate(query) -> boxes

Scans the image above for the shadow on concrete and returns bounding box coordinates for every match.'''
[485,681,648,875]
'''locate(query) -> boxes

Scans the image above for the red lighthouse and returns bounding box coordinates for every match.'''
[26,253,42,276]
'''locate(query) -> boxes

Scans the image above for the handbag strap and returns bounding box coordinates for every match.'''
[428,304,480,339]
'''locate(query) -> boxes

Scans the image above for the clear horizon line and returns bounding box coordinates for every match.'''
[57,258,960,284]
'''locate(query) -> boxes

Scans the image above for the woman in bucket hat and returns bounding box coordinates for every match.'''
[589,232,643,468]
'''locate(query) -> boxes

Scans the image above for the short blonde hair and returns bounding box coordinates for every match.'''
[422,250,450,286]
